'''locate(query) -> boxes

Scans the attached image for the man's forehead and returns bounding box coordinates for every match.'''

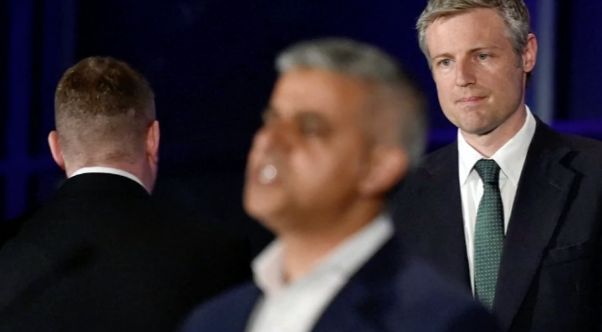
[270,69,370,116]
[426,8,506,33]
[425,9,512,51]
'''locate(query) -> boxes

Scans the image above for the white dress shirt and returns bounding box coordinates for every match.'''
[70,166,146,191]
[246,214,393,332]
[458,107,536,292]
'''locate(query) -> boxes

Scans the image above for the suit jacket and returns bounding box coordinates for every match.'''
[393,120,602,332]
[0,173,251,332]
[180,234,498,332]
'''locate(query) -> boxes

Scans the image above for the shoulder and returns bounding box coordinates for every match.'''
[179,282,259,332]
[530,123,602,174]
[532,121,602,154]
[558,133,602,164]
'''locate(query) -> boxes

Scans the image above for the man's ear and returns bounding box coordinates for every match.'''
[48,130,65,170]
[522,33,537,73]
[146,120,160,164]
[358,146,409,197]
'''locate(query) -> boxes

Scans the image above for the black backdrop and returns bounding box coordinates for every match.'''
[2,1,601,251]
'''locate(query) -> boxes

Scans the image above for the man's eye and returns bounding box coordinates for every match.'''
[297,115,330,137]
[299,121,324,136]
[478,53,490,60]
[261,110,276,124]
[437,59,452,67]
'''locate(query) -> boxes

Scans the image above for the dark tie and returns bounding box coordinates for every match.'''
[473,159,504,309]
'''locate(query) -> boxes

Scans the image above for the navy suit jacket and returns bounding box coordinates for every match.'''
[393,120,602,331]
[0,173,250,332]
[181,234,498,332]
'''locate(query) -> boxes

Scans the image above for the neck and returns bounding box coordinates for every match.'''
[462,105,527,157]
[65,160,155,193]
[276,200,381,283]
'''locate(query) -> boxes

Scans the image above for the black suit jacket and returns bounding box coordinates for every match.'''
[180,235,499,332]
[0,173,250,332]
[393,120,602,332]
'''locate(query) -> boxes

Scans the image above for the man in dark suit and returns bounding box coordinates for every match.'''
[0,57,250,331]
[394,1,602,331]
[180,38,497,332]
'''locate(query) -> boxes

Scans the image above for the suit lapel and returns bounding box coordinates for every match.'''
[494,123,576,331]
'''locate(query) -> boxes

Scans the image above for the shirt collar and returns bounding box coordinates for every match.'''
[70,166,147,191]
[252,213,393,296]
[458,106,536,186]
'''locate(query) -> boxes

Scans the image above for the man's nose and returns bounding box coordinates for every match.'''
[251,121,293,154]
[455,59,476,87]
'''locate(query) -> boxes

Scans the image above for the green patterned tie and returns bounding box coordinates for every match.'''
[473,159,504,309]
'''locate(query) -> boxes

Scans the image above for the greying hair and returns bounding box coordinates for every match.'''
[275,38,427,166]
[417,0,531,59]
[55,56,155,165]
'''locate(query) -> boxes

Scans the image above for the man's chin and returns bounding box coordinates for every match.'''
[458,121,499,137]
[244,195,280,221]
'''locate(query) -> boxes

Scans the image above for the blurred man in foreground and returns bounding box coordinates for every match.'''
[181,38,497,332]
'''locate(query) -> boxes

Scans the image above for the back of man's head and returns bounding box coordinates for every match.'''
[54,56,156,167]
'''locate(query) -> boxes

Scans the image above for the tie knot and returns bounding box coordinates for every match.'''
[474,159,500,184]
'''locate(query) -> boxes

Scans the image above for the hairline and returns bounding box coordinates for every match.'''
[273,39,427,166]
[417,5,529,61]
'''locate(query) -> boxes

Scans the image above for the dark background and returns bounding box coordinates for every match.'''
[2,1,601,247]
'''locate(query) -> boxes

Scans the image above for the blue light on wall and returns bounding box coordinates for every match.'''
[2,0,75,220]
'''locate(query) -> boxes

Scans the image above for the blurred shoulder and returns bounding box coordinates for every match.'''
[179,282,259,332]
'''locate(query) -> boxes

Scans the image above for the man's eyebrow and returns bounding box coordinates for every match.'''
[431,51,451,58]
[469,46,501,53]
[430,52,453,62]
[430,45,504,59]
[294,111,327,122]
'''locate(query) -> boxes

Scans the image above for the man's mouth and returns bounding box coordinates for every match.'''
[456,96,486,104]
[258,164,278,184]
